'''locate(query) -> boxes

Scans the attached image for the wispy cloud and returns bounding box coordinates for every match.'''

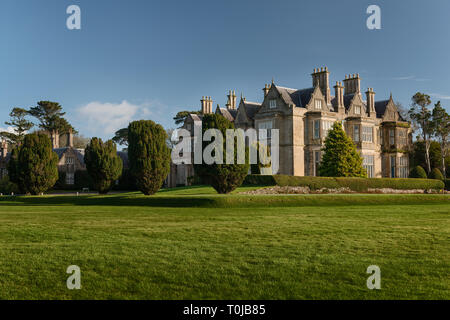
[391,75,431,82]
[75,100,168,138]
[0,126,15,134]
[430,93,450,100]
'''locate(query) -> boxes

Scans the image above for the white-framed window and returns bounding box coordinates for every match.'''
[257,120,273,139]
[362,126,373,143]
[66,172,75,185]
[314,120,320,139]
[269,99,277,109]
[315,100,322,110]
[378,129,383,145]
[363,155,375,178]
[399,156,409,178]
[354,106,361,115]
[66,157,74,165]
[398,130,407,145]
[322,120,334,138]
[353,125,360,142]
[389,129,395,145]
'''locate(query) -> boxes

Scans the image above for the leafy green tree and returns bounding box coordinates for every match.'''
[128,120,171,195]
[12,133,59,194]
[408,93,433,173]
[173,110,200,126]
[29,101,76,136]
[410,141,442,171]
[84,138,123,194]
[0,107,34,146]
[428,168,444,181]
[431,101,450,178]
[319,122,366,177]
[194,114,250,194]
[409,165,427,179]
[112,127,129,146]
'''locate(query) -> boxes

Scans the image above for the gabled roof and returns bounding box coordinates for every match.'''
[53,147,85,165]
[217,107,237,122]
[241,101,261,120]
[274,86,315,108]
[374,100,390,118]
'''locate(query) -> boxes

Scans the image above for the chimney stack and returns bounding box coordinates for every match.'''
[67,129,74,148]
[51,130,60,149]
[343,73,361,95]
[366,87,376,117]
[333,81,345,113]
[262,83,271,97]
[201,96,213,114]
[226,90,237,110]
[0,139,8,158]
[311,67,331,104]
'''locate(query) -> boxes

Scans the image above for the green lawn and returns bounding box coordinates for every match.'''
[0,186,448,299]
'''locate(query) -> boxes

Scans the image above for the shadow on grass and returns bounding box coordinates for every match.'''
[0,192,448,208]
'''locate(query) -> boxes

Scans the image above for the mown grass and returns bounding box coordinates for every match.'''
[0,186,448,299]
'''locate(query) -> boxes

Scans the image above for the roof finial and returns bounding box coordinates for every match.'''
[271,77,274,85]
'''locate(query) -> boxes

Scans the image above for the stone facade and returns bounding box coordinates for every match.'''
[169,67,412,187]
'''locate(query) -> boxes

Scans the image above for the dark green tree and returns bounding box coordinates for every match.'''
[408,93,433,173]
[173,110,200,126]
[410,141,442,171]
[0,107,34,146]
[12,133,58,194]
[428,167,444,181]
[128,120,171,195]
[29,101,76,136]
[112,127,129,146]
[194,114,250,194]
[319,122,367,177]
[84,138,123,194]
[409,165,427,179]
[431,101,450,178]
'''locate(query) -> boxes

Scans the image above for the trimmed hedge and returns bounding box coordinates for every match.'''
[243,175,445,191]
[428,168,444,181]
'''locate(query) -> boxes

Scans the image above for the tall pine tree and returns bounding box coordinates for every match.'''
[84,137,123,194]
[319,122,367,177]
[13,133,59,194]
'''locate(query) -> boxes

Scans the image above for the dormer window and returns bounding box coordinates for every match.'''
[354,106,361,115]
[66,157,74,165]
[315,100,322,110]
[269,99,277,109]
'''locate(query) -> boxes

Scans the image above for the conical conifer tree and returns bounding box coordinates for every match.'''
[318,122,367,177]
[84,137,123,194]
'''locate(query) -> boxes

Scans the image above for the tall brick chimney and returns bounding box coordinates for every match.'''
[311,67,331,104]
[226,90,237,110]
[51,130,60,149]
[343,74,361,95]
[201,96,213,114]
[366,87,376,117]
[67,129,74,148]
[333,81,345,113]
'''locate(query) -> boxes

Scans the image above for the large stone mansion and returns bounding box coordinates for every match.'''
[168,67,412,187]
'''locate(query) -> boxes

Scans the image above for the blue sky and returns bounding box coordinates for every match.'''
[1,0,450,140]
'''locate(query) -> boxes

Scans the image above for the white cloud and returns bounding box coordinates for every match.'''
[391,75,431,82]
[75,100,167,138]
[0,126,15,134]
[430,93,450,100]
